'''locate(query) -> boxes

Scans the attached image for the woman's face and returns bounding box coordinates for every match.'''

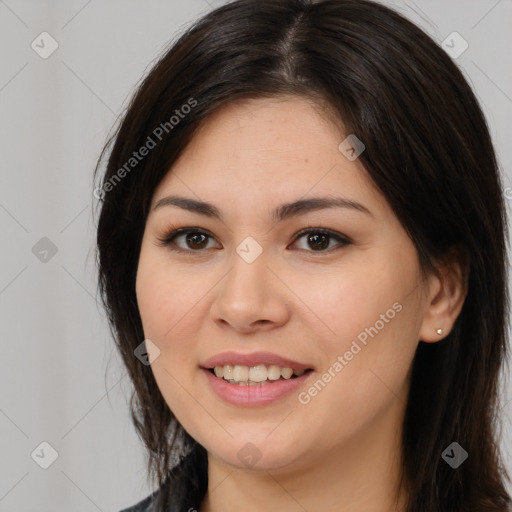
[136,96,434,473]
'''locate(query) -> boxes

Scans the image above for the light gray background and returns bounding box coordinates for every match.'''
[0,1,511,511]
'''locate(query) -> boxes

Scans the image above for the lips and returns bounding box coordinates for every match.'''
[201,365,314,406]
[200,351,314,371]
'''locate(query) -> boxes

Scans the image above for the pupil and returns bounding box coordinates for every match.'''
[187,233,207,249]
[309,233,328,250]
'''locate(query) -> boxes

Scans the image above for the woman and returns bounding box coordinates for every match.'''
[94,0,511,510]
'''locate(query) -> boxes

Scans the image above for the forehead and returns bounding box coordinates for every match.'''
[182,95,345,169]
[150,96,388,219]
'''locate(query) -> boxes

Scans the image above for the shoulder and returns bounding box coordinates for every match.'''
[118,488,160,512]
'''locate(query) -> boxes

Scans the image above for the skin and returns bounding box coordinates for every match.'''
[135,96,467,512]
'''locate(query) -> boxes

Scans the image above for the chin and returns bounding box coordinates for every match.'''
[205,437,305,472]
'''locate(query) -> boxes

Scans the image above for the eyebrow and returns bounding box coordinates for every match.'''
[152,195,373,222]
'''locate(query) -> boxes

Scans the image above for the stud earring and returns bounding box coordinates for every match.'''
[436,328,443,335]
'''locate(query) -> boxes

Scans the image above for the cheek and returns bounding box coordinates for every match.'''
[135,258,199,416]
[301,254,422,384]
[293,257,410,344]
[136,249,191,339]
[135,253,211,373]
[296,286,420,448]
[135,262,168,339]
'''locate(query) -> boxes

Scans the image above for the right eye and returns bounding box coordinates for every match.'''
[155,227,221,253]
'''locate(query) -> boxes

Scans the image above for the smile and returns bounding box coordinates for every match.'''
[211,364,307,385]
[202,366,314,406]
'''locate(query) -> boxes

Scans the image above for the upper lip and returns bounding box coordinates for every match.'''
[201,351,313,371]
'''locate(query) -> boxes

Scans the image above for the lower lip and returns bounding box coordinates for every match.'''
[201,368,314,407]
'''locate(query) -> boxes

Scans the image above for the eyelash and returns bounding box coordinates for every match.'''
[155,225,352,255]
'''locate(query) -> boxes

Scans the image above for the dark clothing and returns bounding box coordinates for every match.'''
[119,443,208,512]
[119,490,159,512]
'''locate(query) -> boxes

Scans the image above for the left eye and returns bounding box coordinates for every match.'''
[291,228,351,252]
[156,227,351,253]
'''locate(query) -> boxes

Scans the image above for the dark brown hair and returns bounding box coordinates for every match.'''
[94,1,511,510]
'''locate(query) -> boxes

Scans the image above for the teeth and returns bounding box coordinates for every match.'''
[211,364,308,384]
[233,365,249,381]
[249,364,267,382]
[281,367,293,379]
[223,365,233,379]
[267,365,281,380]
[225,379,270,386]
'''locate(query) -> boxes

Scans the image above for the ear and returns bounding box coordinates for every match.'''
[418,245,469,343]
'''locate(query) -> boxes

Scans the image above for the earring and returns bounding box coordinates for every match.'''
[436,328,443,335]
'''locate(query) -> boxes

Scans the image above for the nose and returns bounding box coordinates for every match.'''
[209,250,290,333]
